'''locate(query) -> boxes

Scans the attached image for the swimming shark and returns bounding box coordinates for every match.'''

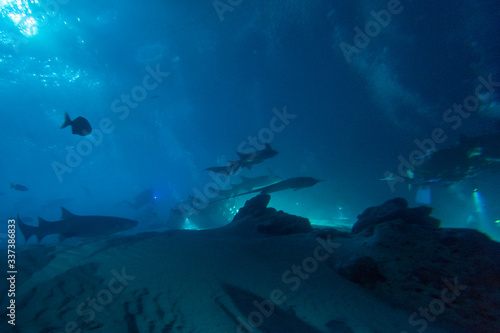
[213,169,282,198]
[210,177,322,203]
[230,143,278,170]
[204,165,238,175]
[18,208,138,242]
[233,169,282,191]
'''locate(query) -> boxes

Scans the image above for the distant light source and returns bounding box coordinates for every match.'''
[1,0,40,37]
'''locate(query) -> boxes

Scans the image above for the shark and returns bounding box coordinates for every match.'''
[230,143,278,170]
[209,177,322,204]
[234,169,282,191]
[247,176,322,194]
[204,145,278,175]
[18,207,138,242]
[213,169,282,198]
[204,165,238,176]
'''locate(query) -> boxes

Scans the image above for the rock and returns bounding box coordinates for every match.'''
[335,256,386,288]
[257,210,312,235]
[229,194,312,235]
[233,194,272,221]
[352,197,440,234]
[341,205,500,333]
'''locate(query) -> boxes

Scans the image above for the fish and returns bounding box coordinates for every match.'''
[204,165,239,175]
[210,177,322,203]
[411,132,500,185]
[17,207,138,242]
[234,169,282,191]
[244,176,322,195]
[60,112,92,136]
[230,143,278,170]
[10,183,29,191]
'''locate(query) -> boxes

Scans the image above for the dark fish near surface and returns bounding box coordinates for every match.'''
[17,207,138,242]
[60,112,92,136]
[11,184,29,191]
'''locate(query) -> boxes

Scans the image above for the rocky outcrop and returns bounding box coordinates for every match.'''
[340,198,500,333]
[352,197,441,234]
[230,194,313,235]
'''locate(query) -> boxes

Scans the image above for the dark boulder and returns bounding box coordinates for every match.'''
[352,197,440,234]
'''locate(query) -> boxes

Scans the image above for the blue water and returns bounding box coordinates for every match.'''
[1,0,500,241]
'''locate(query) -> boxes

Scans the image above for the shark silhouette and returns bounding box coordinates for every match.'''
[211,177,322,203]
[18,208,138,242]
[234,169,282,191]
[230,143,278,170]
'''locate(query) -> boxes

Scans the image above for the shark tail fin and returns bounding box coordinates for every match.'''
[60,112,72,129]
[17,215,38,242]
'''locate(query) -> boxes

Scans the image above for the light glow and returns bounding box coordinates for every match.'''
[1,0,40,37]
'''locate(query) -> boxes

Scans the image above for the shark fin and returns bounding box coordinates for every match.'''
[61,207,76,219]
[17,215,38,242]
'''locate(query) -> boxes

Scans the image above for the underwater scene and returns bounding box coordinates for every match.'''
[1,0,500,332]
